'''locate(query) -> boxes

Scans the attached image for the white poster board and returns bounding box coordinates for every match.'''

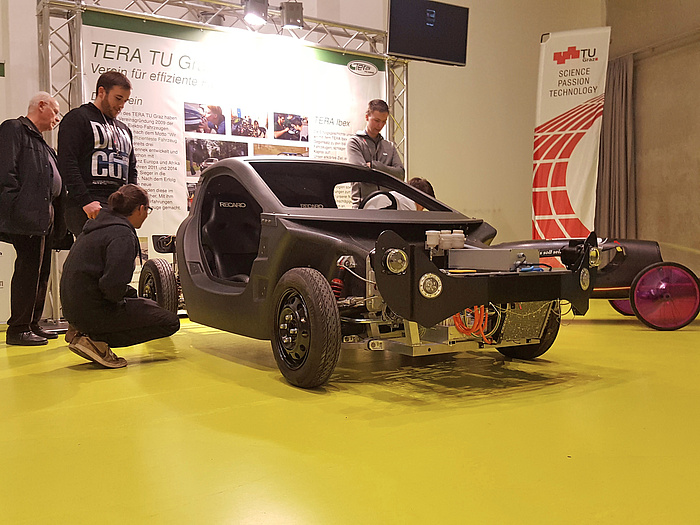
[80,12,387,256]
[0,244,14,325]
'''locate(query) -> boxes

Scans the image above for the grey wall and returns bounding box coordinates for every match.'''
[0,0,41,120]
[607,0,700,273]
[303,0,385,30]
[607,0,700,57]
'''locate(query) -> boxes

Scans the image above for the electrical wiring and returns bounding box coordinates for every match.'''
[452,305,492,344]
[341,265,376,285]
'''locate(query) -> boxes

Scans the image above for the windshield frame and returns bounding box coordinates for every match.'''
[247,159,452,212]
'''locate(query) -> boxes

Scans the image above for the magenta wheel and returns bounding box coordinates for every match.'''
[630,262,700,330]
[609,299,634,316]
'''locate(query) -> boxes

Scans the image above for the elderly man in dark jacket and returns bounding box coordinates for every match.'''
[0,92,65,346]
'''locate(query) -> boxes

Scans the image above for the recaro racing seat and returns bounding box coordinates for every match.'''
[200,176,262,283]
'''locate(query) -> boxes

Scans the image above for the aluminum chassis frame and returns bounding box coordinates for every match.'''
[339,238,561,358]
[340,310,554,358]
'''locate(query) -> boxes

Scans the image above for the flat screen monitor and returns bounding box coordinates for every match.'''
[388,0,469,66]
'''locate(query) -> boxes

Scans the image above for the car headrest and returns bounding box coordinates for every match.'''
[206,193,254,224]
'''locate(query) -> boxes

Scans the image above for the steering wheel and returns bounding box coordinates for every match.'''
[359,190,399,210]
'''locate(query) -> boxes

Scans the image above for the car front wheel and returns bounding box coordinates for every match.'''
[270,268,341,388]
[139,258,178,313]
[497,302,561,360]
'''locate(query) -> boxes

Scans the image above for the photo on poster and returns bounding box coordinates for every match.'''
[186,138,249,176]
[253,143,309,156]
[186,138,248,209]
[231,109,268,138]
[273,112,308,141]
[184,102,226,134]
[138,237,149,263]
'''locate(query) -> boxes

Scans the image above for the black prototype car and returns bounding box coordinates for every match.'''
[140,157,602,388]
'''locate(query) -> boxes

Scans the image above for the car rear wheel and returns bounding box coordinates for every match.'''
[497,302,561,360]
[630,262,700,330]
[270,268,341,388]
[139,258,178,313]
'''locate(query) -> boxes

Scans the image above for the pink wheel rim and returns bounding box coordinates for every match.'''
[632,264,700,330]
[609,299,634,316]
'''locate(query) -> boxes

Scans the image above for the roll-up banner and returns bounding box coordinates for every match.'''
[79,12,386,256]
[532,27,611,240]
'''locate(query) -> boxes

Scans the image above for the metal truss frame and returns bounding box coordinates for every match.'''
[387,59,408,167]
[35,0,408,160]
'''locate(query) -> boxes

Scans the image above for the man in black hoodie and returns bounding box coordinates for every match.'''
[58,71,137,236]
[60,185,179,368]
[0,92,66,346]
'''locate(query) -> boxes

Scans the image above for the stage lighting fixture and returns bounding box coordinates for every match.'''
[243,0,268,26]
[281,1,304,29]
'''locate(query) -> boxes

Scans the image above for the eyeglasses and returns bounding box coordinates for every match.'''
[146,206,153,215]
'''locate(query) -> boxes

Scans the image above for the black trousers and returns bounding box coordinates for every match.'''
[73,297,180,348]
[65,195,112,237]
[5,231,53,335]
[64,205,89,237]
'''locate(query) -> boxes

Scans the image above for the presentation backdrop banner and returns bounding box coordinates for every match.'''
[0,245,13,323]
[532,27,610,240]
[79,12,386,259]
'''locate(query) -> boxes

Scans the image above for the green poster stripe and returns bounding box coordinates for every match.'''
[0,62,5,77]
[82,11,207,42]
[82,11,385,71]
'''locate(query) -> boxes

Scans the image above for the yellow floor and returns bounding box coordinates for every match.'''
[1,301,699,524]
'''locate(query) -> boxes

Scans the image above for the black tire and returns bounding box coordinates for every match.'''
[139,258,178,314]
[270,268,341,388]
[497,302,561,360]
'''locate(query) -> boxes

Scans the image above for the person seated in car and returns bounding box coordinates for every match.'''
[60,184,180,368]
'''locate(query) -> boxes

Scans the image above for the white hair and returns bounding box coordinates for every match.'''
[27,91,55,112]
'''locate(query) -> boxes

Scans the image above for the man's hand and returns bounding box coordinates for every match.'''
[83,201,102,219]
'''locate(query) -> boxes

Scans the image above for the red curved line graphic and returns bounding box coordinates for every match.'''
[532,95,604,240]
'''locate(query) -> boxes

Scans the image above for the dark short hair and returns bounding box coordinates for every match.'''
[366,99,390,116]
[108,184,149,216]
[408,177,435,198]
[96,71,132,94]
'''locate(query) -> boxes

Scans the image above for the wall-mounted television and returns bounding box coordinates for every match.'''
[387,0,469,66]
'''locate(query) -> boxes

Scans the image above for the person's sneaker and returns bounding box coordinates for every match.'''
[67,335,95,363]
[68,335,127,369]
[64,325,80,344]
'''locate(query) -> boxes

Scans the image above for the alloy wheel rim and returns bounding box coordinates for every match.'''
[276,290,311,369]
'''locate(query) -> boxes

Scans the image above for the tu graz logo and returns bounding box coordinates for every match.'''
[553,46,599,65]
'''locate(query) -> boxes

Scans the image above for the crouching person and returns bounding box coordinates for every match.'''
[60,184,179,368]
